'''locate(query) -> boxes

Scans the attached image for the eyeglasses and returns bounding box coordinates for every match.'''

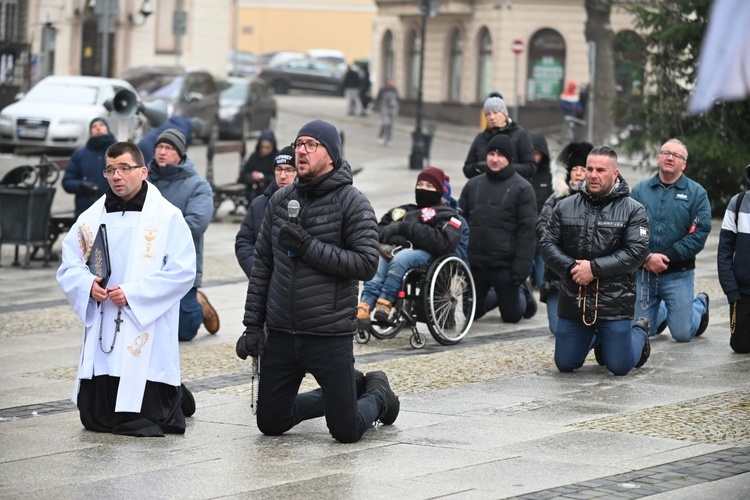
[274,166,297,176]
[292,140,321,153]
[156,144,176,152]
[659,150,686,162]
[103,165,142,177]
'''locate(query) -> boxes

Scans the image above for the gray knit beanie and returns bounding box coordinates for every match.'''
[483,96,508,116]
[156,129,187,158]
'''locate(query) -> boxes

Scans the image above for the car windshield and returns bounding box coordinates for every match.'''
[25,83,99,104]
[220,82,248,101]
[135,75,184,99]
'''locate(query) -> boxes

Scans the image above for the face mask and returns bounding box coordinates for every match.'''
[415,188,443,208]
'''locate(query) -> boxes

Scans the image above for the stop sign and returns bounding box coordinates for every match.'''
[511,39,524,55]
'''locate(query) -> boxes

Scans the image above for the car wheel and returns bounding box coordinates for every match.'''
[272,80,289,95]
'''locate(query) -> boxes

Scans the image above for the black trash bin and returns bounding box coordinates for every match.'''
[0,186,56,267]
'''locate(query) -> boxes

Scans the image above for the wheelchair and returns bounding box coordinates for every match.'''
[356,254,476,349]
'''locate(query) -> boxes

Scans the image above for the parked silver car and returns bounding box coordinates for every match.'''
[0,76,141,155]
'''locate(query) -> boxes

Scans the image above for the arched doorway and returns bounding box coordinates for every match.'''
[526,28,565,101]
[476,27,492,101]
[380,30,395,88]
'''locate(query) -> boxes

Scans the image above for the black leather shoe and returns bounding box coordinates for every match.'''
[181,383,196,417]
[634,318,651,368]
[695,293,709,337]
[365,371,400,425]
[523,279,538,319]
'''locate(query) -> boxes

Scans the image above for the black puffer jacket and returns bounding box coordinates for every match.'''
[235,181,278,279]
[462,121,536,180]
[459,166,537,283]
[540,176,649,321]
[243,160,379,336]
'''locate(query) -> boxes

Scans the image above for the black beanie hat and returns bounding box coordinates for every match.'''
[274,145,296,167]
[486,134,514,161]
[156,129,187,158]
[557,142,594,172]
[296,119,341,165]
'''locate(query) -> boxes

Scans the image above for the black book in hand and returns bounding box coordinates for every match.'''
[86,224,111,289]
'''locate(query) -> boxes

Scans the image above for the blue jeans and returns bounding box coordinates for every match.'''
[361,250,431,307]
[473,267,526,323]
[555,317,648,376]
[256,332,382,443]
[178,287,203,341]
[530,248,545,287]
[546,291,560,336]
[634,269,707,342]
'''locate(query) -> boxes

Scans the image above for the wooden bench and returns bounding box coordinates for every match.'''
[206,141,250,219]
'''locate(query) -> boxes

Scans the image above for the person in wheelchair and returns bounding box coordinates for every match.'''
[357,167,463,324]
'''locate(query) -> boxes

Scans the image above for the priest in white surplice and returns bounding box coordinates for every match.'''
[57,141,197,437]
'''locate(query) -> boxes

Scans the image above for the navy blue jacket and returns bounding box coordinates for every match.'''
[62,134,117,217]
[235,181,278,279]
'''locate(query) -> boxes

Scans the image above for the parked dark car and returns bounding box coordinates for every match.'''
[120,66,221,144]
[218,77,277,141]
[257,57,344,95]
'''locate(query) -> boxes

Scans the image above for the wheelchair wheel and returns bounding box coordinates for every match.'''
[369,301,409,340]
[423,256,475,345]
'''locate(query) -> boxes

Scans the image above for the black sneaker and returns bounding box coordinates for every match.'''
[522,279,538,319]
[593,344,605,366]
[365,371,400,425]
[354,369,366,399]
[695,293,709,337]
[181,383,196,417]
[634,317,651,368]
[656,318,668,335]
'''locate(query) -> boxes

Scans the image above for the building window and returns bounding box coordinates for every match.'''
[156,0,178,54]
[476,28,492,101]
[381,30,394,87]
[0,1,18,41]
[526,28,565,101]
[448,28,463,102]
[407,29,421,99]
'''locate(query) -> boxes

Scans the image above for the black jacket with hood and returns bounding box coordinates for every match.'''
[462,121,536,180]
[243,160,379,336]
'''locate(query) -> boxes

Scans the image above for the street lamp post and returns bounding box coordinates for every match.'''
[408,0,435,170]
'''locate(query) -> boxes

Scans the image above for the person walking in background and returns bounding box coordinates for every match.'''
[463,94,536,180]
[460,134,538,324]
[559,81,583,141]
[235,145,297,279]
[62,117,117,218]
[717,164,750,353]
[375,78,400,147]
[359,64,372,114]
[57,141,197,436]
[540,146,651,376]
[537,142,593,336]
[357,167,462,324]
[631,138,711,342]
[528,132,553,288]
[343,64,364,116]
[236,119,399,443]
[239,129,278,204]
[147,129,219,340]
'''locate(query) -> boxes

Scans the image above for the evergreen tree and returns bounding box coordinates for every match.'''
[626,0,750,215]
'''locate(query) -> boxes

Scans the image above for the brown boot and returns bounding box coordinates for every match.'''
[197,290,220,334]
[357,301,371,322]
[373,298,392,323]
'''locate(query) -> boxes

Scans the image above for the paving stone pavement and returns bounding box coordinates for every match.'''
[1,95,748,498]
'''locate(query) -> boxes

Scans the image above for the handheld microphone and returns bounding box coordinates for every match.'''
[287,200,300,257]
[288,199,300,224]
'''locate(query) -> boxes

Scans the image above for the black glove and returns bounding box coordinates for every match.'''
[236,327,265,360]
[81,181,99,196]
[473,161,488,174]
[380,223,402,244]
[278,223,312,255]
[389,235,409,248]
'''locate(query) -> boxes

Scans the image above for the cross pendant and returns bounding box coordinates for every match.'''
[577,287,585,309]
[113,308,123,332]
